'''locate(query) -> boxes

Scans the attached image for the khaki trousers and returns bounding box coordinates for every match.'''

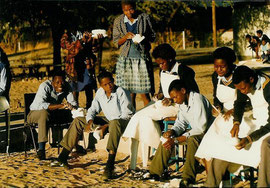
[60,117,129,153]
[149,134,204,183]
[258,136,270,187]
[27,109,73,143]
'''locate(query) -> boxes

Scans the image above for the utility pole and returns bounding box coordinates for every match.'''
[212,0,217,47]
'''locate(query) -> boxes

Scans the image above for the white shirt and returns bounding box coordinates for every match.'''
[86,86,135,122]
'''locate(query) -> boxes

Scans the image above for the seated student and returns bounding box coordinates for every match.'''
[122,43,199,170]
[195,47,254,167]
[204,66,270,187]
[148,79,214,187]
[246,34,257,54]
[51,71,135,180]
[27,71,77,160]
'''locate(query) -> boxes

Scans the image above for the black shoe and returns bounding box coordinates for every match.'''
[102,167,114,180]
[75,145,87,155]
[179,179,192,188]
[37,150,46,160]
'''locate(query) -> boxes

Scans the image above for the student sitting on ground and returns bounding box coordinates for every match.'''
[204,66,270,187]
[51,71,135,180]
[27,71,77,160]
[148,79,214,187]
[122,43,199,170]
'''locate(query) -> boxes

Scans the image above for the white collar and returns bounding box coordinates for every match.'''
[162,62,180,74]
[124,15,138,26]
[255,75,265,90]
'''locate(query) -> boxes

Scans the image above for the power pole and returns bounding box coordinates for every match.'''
[212,0,217,47]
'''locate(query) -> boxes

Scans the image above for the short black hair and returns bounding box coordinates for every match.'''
[121,0,136,8]
[245,34,251,39]
[152,43,176,60]
[232,66,256,85]
[256,30,263,35]
[52,70,65,80]
[262,36,269,42]
[168,79,187,94]
[213,47,236,67]
[97,71,114,83]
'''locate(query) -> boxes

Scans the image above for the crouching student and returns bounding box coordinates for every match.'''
[148,79,214,187]
[51,71,135,180]
[204,66,270,187]
[27,71,77,160]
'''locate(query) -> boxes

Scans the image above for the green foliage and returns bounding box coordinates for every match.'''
[136,1,195,30]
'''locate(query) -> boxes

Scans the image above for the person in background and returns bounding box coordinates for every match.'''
[27,71,78,160]
[260,36,270,63]
[113,0,156,109]
[61,28,101,109]
[0,47,11,102]
[51,71,135,180]
[256,29,269,42]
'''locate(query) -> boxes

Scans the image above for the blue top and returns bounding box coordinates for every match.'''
[172,92,214,137]
[30,80,77,110]
[125,21,141,58]
[86,86,135,122]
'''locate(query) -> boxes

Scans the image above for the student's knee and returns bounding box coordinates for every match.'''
[39,110,49,120]
[108,120,120,132]
[187,135,198,147]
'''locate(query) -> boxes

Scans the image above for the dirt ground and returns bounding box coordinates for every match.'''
[0,62,252,187]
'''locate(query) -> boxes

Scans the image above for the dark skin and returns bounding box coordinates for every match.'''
[162,88,189,150]
[48,76,73,111]
[213,59,234,120]
[232,77,255,150]
[154,58,175,106]
[118,3,150,108]
[84,77,115,153]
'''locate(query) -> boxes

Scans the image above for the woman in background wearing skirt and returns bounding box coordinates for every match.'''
[113,0,156,109]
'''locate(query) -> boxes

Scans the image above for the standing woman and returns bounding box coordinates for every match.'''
[113,0,156,108]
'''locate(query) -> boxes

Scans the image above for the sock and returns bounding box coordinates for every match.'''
[58,148,71,163]
[106,154,116,170]
[38,142,46,150]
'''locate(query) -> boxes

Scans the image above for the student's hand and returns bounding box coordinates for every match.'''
[125,32,135,40]
[83,32,92,43]
[212,106,221,117]
[162,98,173,107]
[230,123,240,138]
[235,137,249,150]
[84,120,93,133]
[153,93,164,101]
[162,137,175,150]
[177,136,187,143]
[223,109,234,121]
[163,130,174,138]
[96,124,109,139]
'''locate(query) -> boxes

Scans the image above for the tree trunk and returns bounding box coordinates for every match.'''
[51,27,62,72]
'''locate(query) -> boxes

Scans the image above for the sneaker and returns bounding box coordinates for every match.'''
[75,145,87,155]
[50,159,69,169]
[37,150,46,160]
[102,167,114,180]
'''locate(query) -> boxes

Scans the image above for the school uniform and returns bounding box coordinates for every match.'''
[113,13,155,93]
[60,86,135,153]
[122,62,199,169]
[205,74,270,187]
[27,80,77,143]
[149,92,214,183]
